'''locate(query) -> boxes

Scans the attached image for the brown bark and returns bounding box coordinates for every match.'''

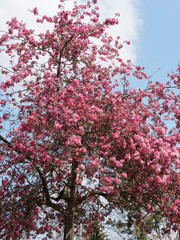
[63,158,78,240]
[63,208,74,240]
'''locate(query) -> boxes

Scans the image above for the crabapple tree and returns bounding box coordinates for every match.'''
[0,1,179,240]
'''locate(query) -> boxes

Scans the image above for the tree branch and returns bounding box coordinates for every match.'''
[50,187,70,203]
[0,135,12,148]
[56,36,73,78]
[0,134,64,213]
[75,190,112,206]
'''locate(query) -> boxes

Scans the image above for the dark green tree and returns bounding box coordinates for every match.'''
[87,221,109,240]
[107,209,169,240]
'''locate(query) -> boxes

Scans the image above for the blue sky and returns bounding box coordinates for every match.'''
[137,0,180,81]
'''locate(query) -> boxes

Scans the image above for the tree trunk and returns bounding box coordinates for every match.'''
[64,158,77,240]
[64,208,74,240]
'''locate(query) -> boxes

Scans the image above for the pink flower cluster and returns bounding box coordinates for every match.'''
[0,0,179,239]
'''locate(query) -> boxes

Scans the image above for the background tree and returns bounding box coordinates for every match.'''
[86,221,109,240]
[107,209,166,240]
[0,0,179,240]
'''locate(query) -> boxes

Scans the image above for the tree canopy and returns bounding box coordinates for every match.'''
[0,0,179,239]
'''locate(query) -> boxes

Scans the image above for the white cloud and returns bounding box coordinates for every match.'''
[0,0,142,63]
[96,0,143,63]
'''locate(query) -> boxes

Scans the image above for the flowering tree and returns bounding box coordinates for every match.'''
[0,1,179,239]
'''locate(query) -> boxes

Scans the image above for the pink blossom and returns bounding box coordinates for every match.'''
[76,177,82,184]
[122,172,127,178]
[66,136,82,146]
[116,161,123,168]
[90,159,100,168]
[79,164,85,171]
[67,157,72,163]
[32,7,38,15]
[54,121,63,130]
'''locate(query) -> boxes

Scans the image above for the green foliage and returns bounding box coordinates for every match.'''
[87,221,109,240]
[107,210,167,240]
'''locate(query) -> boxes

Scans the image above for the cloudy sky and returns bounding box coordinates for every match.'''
[0,0,142,64]
[1,0,180,82]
